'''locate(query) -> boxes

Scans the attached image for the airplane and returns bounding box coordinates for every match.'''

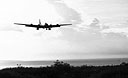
[14,19,72,30]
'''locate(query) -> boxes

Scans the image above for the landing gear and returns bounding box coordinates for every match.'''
[48,28,51,30]
[37,27,39,30]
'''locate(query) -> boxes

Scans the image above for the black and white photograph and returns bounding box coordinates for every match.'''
[0,0,128,78]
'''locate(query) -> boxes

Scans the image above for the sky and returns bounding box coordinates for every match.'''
[0,0,128,60]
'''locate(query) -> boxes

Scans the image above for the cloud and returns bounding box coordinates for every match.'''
[89,18,100,29]
[37,0,128,59]
[1,23,128,60]
[77,18,128,40]
[56,22,128,59]
[101,28,128,33]
[101,27,128,37]
[0,0,128,60]
[46,0,83,25]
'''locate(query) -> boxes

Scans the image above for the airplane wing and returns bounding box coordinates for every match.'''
[48,24,72,28]
[14,23,39,28]
[59,24,72,26]
[14,23,45,30]
[14,22,72,30]
[14,23,31,26]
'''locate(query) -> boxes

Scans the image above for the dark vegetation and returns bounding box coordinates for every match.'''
[0,60,128,78]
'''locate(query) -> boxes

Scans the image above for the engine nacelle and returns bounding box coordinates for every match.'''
[48,28,51,30]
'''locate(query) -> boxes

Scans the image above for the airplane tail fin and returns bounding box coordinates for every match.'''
[39,19,41,25]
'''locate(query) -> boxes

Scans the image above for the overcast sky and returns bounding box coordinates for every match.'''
[0,0,128,60]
